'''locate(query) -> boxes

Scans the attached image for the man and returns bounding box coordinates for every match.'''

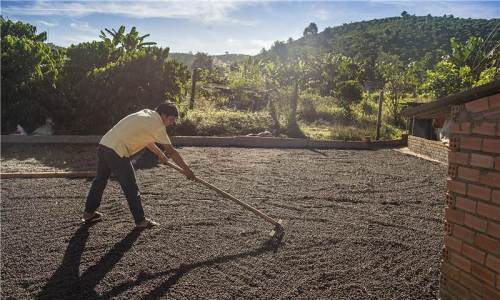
[83,102,195,229]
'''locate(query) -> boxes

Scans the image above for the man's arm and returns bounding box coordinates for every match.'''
[147,143,195,180]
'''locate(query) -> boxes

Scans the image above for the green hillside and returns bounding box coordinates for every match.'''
[258,14,499,80]
[170,52,250,69]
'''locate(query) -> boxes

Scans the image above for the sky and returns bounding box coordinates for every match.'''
[1,0,499,55]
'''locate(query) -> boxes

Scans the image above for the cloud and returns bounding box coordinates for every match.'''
[36,20,58,27]
[224,38,273,54]
[70,21,95,33]
[2,0,248,24]
[57,33,99,45]
[315,9,330,21]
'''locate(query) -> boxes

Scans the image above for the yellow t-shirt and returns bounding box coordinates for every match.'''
[100,109,171,157]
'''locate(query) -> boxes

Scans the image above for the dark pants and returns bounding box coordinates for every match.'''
[85,145,145,224]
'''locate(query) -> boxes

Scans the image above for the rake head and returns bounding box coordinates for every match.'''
[269,219,285,239]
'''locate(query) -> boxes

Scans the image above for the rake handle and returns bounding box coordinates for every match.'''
[163,161,281,227]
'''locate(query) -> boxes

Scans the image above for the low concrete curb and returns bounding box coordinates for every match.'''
[1,135,407,149]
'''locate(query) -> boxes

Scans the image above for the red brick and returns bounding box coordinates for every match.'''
[487,221,500,239]
[496,157,500,171]
[468,290,485,300]
[480,171,500,189]
[462,136,482,151]
[446,193,456,208]
[483,138,500,154]
[448,164,458,178]
[463,243,486,263]
[445,235,463,252]
[484,285,500,300]
[449,151,469,165]
[446,207,465,225]
[449,137,460,151]
[464,213,487,232]
[471,262,496,286]
[451,122,472,134]
[475,233,500,254]
[489,93,500,109]
[468,184,492,201]
[448,179,467,195]
[458,166,480,182]
[450,251,472,272]
[439,288,457,300]
[485,254,500,272]
[442,261,461,280]
[466,97,489,113]
[445,221,454,236]
[454,224,476,243]
[459,272,485,296]
[470,153,495,169]
[457,197,476,213]
[482,109,500,120]
[477,202,500,222]
[449,276,472,297]
[492,189,500,204]
[472,122,497,136]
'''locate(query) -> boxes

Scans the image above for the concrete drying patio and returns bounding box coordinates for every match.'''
[1,145,446,299]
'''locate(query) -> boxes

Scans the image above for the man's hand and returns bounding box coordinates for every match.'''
[182,168,196,181]
[158,154,169,165]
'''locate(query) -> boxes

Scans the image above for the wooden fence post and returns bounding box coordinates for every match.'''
[376,91,384,140]
[189,68,199,110]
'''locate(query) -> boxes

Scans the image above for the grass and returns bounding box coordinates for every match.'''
[175,108,272,136]
[173,91,407,140]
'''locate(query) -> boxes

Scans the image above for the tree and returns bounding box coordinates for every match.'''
[336,80,363,117]
[0,16,47,41]
[303,22,318,37]
[191,52,213,73]
[99,25,125,49]
[305,53,364,97]
[423,36,499,98]
[62,47,188,134]
[99,25,156,52]
[263,58,308,138]
[376,53,411,125]
[422,60,472,98]
[1,18,63,133]
[55,41,113,132]
[123,26,157,51]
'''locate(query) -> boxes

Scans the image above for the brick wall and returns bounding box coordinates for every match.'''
[408,135,449,163]
[440,92,500,300]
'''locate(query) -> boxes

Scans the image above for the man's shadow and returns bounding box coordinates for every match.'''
[37,224,283,299]
[98,236,283,299]
[36,224,142,300]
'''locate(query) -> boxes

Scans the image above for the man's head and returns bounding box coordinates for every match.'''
[156,102,179,127]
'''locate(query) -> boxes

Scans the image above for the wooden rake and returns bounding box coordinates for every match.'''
[163,161,285,238]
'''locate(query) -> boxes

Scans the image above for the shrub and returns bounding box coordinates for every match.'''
[1,34,62,133]
[175,109,273,136]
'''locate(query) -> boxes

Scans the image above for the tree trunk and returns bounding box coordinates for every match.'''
[286,82,304,138]
[189,68,198,110]
[289,82,298,127]
[267,93,281,135]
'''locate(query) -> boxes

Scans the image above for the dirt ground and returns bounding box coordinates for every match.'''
[1,144,446,299]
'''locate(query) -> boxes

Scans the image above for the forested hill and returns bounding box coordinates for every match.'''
[170,52,250,68]
[258,14,499,67]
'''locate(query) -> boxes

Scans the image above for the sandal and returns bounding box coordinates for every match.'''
[135,218,159,229]
[82,211,103,224]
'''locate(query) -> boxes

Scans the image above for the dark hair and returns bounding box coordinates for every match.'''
[155,102,179,117]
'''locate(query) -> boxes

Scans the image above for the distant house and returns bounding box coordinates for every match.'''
[402,80,500,163]
[403,80,500,300]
